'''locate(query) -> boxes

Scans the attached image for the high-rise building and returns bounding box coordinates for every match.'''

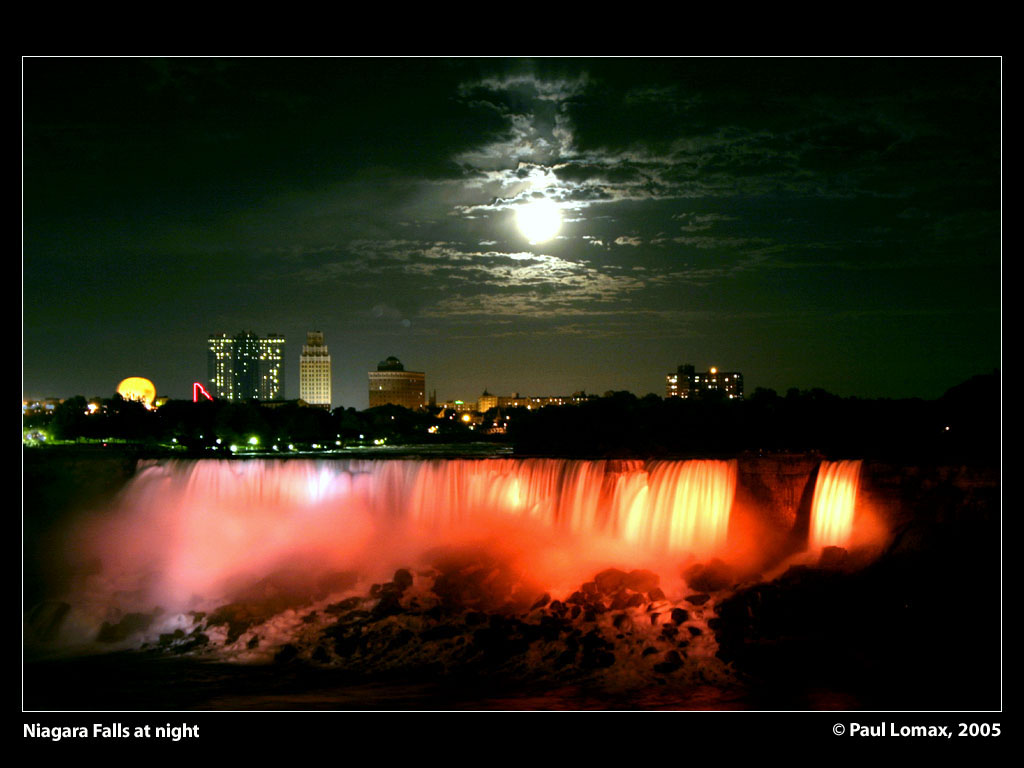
[666,364,743,400]
[206,332,286,401]
[299,331,332,410]
[368,356,425,410]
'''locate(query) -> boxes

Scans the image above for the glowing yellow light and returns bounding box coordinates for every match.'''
[461,414,471,423]
[117,377,157,407]
[515,198,562,243]
[710,367,717,374]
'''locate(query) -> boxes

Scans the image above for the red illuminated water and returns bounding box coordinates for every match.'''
[808,460,862,551]
[64,458,738,619]
[26,456,898,711]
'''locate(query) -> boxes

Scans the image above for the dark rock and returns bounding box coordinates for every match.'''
[274,644,299,664]
[612,613,633,631]
[642,646,659,657]
[581,581,599,595]
[519,623,543,644]
[301,611,319,624]
[340,609,371,622]
[97,612,154,643]
[594,568,629,595]
[581,629,611,652]
[583,609,597,623]
[465,611,488,626]
[650,612,661,625]
[158,629,185,646]
[611,591,645,610]
[670,608,690,625]
[171,633,209,654]
[661,625,679,639]
[531,593,552,610]
[555,648,577,668]
[625,569,660,593]
[379,582,404,599]
[471,626,529,663]
[687,626,703,636]
[332,632,361,657]
[570,605,582,620]
[205,604,258,644]
[388,629,415,649]
[422,624,463,641]
[581,650,616,669]
[369,583,382,597]
[683,559,735,592]
[312,645,330,663]
[567,591,588,605]
[648,587,667,602]
[247,634,260,649]
[393,568,414,591]
[325,596,364,614]
[654,650,683,674]
[372,592,404,619]
[818,546,850,570]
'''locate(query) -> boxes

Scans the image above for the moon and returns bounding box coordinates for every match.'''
[515,198,562,244]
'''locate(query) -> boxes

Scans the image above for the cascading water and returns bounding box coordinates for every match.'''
[47,458,738,650]
[808,459,862,551]
[24,455,903,710]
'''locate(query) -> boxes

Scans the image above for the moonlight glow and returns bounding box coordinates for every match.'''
[515,198,562,244]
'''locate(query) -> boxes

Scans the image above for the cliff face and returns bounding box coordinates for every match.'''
[715,458,1000,710]
[736,454,820,531]
[732,454,998,552]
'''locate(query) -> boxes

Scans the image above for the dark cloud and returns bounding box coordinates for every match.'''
[23,57,1000,404]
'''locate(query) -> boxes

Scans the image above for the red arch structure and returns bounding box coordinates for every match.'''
[193,382,214,403]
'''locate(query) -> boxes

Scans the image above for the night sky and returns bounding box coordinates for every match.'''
[23,57,1001,408]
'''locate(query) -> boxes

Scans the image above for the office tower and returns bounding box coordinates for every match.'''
[666,364,743,400]
[299,331,332,410]
[206,332,286,402]
[368,356,425,410]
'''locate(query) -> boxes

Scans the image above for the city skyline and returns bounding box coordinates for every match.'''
[23,58,1001,407]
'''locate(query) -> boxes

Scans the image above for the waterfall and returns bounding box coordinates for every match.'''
[65,458,738,617]
[809,460,862,550]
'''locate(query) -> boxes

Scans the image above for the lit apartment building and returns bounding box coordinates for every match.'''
[207,331,286,401]
[666,364,743,400]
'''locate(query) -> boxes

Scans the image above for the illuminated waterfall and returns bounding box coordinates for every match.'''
[401,458,736,554]
[809,460,862,550]
[71,458,739,615]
